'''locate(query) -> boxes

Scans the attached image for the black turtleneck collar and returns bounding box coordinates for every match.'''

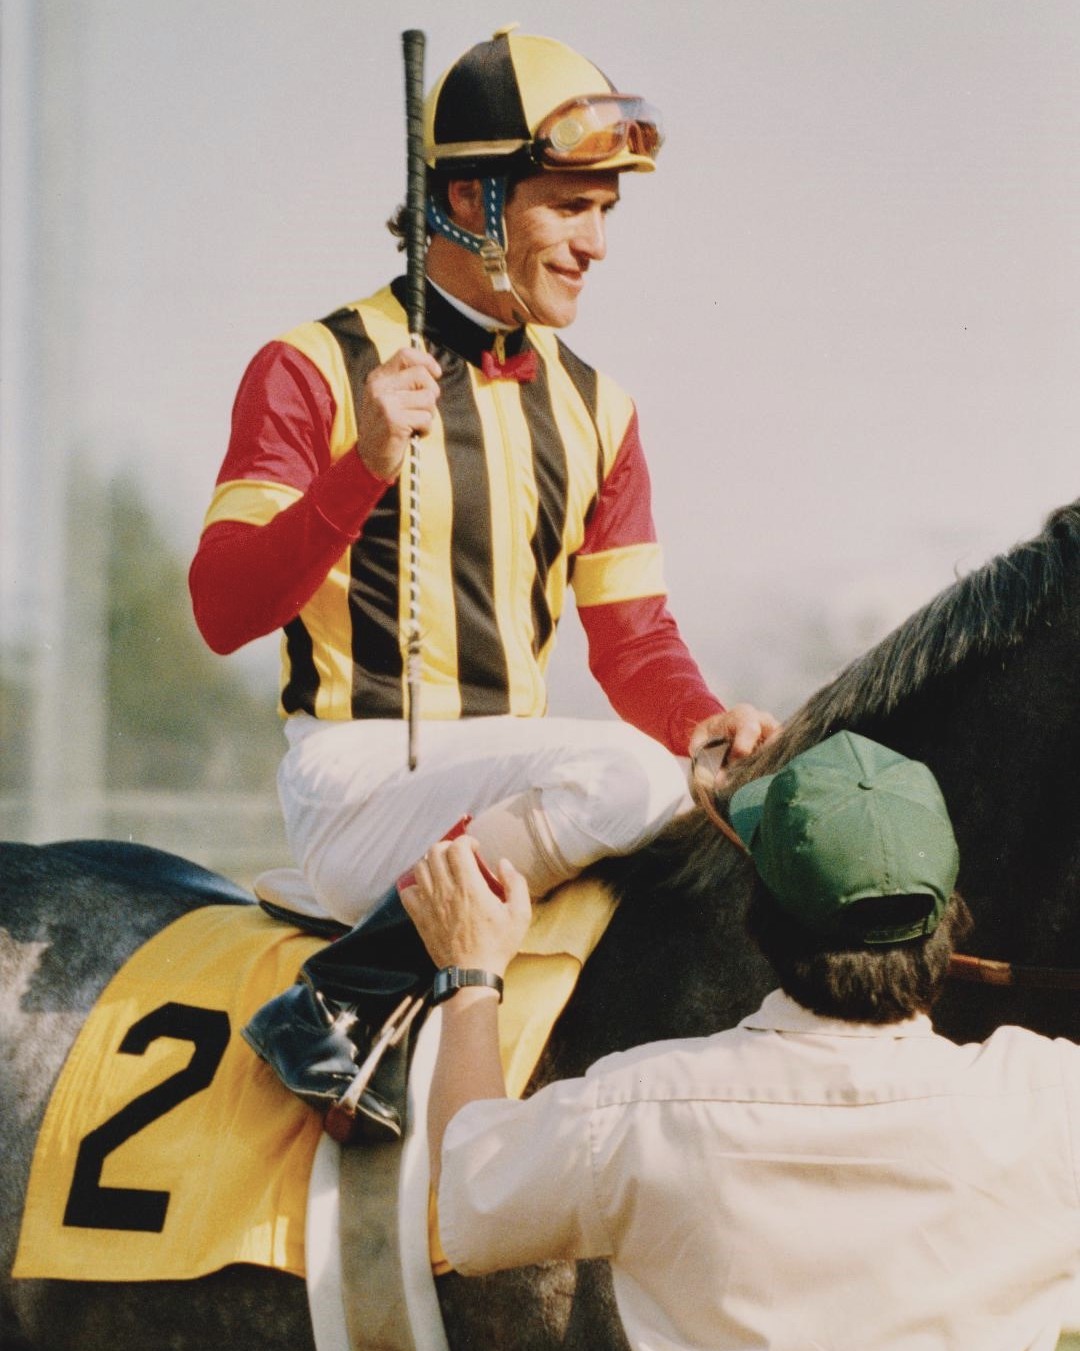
[389,276,530,370]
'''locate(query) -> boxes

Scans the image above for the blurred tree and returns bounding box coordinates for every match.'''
[106,473,281,791]
[0,654,31,794]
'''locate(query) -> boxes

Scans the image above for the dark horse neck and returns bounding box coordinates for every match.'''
[564,501,1080,1060]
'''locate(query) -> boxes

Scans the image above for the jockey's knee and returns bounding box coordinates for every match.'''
[541,727,691,868]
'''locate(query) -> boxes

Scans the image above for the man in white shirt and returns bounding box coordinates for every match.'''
[402,731,1080,1350]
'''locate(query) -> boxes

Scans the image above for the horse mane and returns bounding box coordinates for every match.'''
[586,498,1080,1057]
[732,498,1080,784]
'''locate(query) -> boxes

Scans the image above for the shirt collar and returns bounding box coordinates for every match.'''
[740,989,935,1039]
[427,278,516,332]
[391,275,530,371]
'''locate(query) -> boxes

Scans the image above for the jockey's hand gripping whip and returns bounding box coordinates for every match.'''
[402,29,427,771]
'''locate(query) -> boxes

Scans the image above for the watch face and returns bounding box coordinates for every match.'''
[432,967,461,1004]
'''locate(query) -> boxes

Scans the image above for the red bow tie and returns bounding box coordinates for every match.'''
[481,348,538,383]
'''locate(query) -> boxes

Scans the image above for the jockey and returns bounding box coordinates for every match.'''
[189,26,779,1140]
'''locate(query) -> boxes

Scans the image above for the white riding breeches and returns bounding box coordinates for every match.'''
[277,713,692,925]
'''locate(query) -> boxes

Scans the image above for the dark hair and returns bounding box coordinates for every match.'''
[745,880,974,1023]
[386,166,536,249]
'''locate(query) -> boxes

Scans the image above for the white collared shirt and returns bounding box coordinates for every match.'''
[439,990,1080,1350]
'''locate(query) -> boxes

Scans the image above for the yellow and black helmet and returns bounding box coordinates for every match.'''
[424,25,663,179]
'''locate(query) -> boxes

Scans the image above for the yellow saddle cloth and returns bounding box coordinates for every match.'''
[14,881,615,1284]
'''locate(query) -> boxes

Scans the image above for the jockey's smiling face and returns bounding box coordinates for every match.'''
[442,171,620,329]
[501,171,619,328]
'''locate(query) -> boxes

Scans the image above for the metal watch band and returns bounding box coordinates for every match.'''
[431,966,504,1005]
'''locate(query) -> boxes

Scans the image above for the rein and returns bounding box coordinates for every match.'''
[690,740,753,859]
[690,745,1080,996]
[946,953,1080,992]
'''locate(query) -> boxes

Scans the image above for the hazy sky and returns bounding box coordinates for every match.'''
[4,0,1078,720]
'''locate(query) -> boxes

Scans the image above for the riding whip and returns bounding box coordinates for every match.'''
[402,28,427,770]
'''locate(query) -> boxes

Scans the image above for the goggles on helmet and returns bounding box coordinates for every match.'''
[531,95,663,169]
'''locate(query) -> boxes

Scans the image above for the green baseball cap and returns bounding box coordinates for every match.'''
[729,731,960,945]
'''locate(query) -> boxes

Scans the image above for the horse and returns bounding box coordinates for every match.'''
[3,497,1079,1350]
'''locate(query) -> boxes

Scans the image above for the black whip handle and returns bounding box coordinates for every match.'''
[401,29,426,770]
[402,29,427,339]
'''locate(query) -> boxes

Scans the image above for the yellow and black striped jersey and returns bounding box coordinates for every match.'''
[193,277,722,750]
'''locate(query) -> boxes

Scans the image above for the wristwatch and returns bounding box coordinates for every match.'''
[431,966,504,1005]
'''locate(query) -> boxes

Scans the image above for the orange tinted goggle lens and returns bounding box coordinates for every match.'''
[533,96,664,166]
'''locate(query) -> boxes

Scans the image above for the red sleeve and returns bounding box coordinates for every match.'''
[579,594,723,756]
[574,410,722,755]
[578,408,657,556]
[189,341,392,654]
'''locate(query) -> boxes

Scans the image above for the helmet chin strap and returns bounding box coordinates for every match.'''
[426,176,537,324]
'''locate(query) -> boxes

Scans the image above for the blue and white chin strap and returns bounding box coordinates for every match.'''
[426,176,512,294]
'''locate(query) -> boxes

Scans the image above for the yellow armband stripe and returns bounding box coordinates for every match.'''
[572,542,666,607]
[202,480,304,531]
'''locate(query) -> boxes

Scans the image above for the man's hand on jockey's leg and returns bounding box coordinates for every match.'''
[401,836,533,976]
[690,704,781,794]
[401,836,533,1184]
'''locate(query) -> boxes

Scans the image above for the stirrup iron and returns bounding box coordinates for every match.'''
[324,993,429,1144]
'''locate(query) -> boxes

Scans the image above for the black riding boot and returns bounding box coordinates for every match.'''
[242,886,436,1144]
